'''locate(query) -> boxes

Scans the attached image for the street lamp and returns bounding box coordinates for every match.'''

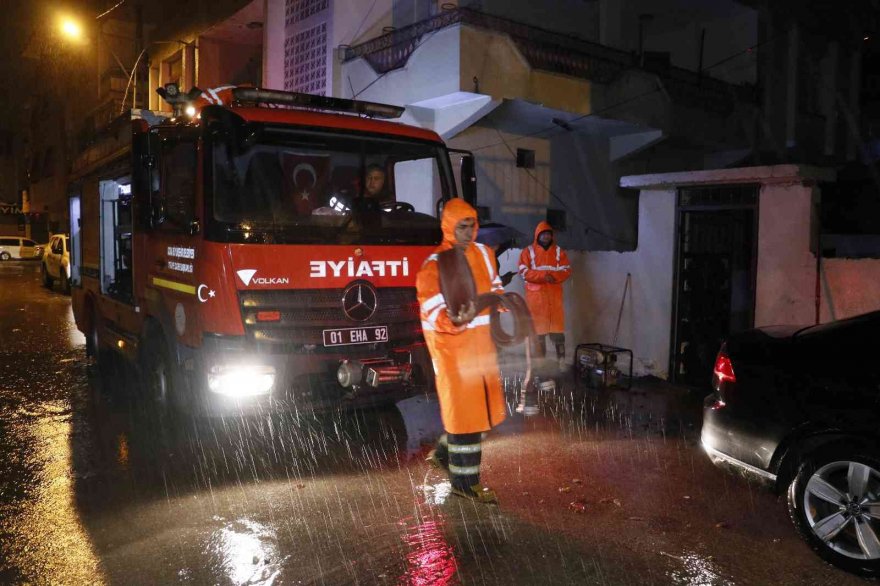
[59,17,84,42]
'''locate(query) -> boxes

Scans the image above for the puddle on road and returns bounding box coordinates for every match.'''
[663,550,734,586]
[399,513,458,586]
[419,479,453,506]
[203,518,285,586]
[0,399,104,583]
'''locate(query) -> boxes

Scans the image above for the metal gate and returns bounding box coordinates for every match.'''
[671,185,758,386]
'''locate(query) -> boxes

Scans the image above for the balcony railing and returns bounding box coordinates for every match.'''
[343,7,756,114]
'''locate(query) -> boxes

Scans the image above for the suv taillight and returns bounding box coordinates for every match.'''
[713,349,736,384]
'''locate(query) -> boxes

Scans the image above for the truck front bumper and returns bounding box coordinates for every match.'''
[177,335,433,416]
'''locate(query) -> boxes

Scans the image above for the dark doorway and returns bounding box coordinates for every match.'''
[671,185,758,386]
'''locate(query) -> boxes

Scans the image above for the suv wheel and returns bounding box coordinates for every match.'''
[0,251,10,261]
[41,263,54,288]
[788,448,880,577]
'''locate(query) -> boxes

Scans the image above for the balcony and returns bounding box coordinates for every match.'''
[342,7,756,116]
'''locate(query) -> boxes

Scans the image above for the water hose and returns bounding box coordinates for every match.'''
[437,248,539,414]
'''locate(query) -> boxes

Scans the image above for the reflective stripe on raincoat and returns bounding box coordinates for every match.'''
[416,199,506,435]
[518,221,571,335]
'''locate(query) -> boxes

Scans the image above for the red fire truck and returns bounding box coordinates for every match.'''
[69,86,475,416]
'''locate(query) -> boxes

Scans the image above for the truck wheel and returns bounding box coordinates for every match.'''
[1,251,12,261]
[85,305,99,357]
[84,307,119,396]
[60,270,70,295]
[142,333,180,420]
[41,263,54,288]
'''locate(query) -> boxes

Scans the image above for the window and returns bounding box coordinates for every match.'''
[158,139,197,228]
[0,238,17,246]
[51,237,63,254]
[516,148,535,169]
[23,239,36,247]
[547,209,567,232]
[166,54,182,86]
[209,128,449,245]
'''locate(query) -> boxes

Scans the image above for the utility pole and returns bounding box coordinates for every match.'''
[134,0,144,109]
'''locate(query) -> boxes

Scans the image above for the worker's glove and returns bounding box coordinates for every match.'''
[449,300,477,326]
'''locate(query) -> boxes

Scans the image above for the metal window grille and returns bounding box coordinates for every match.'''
[677,185,757,208]
[284,22,328,95]
[286,0,328,27]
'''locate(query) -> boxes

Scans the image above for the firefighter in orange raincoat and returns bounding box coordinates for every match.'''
[416,199,506,503]
[519,221,571,369]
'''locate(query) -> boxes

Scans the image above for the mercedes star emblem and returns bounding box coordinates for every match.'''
[342,281,378,322]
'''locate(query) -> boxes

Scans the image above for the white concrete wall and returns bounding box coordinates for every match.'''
[556,189,676,377]
[334,0,393,46]
[820,259,880,322]
[262,0,285,90]
[754,183,817,327]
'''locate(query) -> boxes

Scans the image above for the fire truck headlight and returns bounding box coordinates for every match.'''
[185,105,196,117]
[207,364,275,397]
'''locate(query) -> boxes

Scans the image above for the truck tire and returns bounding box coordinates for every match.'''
[60,270,70,295]
[142,332,181,421]
[0,251,10,261]
[41,263,54,288]
[84,304,119,397]
[85,302,98,357]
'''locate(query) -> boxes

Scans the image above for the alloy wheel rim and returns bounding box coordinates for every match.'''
[804,460,880,560]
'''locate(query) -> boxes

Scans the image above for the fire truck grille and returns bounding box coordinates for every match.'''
[239,287,422,348]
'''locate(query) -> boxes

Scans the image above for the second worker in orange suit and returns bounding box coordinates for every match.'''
[518,221,571,370]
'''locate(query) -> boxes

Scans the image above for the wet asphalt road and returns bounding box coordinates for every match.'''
[0,260,869,585]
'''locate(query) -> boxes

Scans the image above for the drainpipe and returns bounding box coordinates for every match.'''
[134,1,144,108]
[697,28,706,83]
[785,24,799,152]
[814,188,822,324]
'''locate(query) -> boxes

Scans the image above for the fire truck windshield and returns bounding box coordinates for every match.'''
[207,127,449,245]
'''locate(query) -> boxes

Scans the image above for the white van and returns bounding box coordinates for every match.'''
[0,236,39,261]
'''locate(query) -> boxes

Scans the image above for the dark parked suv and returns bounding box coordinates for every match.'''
[701,310,880,577]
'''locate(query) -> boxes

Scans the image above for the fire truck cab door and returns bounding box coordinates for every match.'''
[143,129,201,341]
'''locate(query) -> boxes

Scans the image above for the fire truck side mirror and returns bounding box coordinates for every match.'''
[449,149,477,207]
[460,155,477,207]
[149,204,166,229]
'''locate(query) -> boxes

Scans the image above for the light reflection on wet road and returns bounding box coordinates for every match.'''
[0,261,870,585]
